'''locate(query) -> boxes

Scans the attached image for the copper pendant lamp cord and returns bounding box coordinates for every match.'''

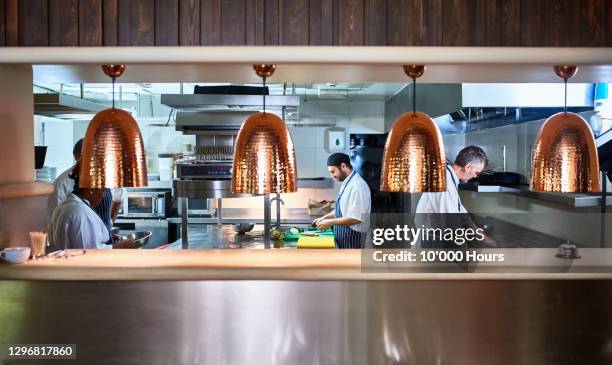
[262,76,266,113]
[563,77,568,114]
[112,77,116,109]
[412,76,416,114]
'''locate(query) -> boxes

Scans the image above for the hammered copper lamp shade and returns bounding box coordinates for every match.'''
[530,112,600,192]
[79,108,148,188]
[381,111,446,192]
[232,112,297,194]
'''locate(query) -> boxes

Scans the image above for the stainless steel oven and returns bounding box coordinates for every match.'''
[120,191,170,218]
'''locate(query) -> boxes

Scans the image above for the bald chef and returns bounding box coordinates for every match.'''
[313,153,371,248]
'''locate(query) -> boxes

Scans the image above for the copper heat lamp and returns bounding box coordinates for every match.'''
[380,65,446,192]
[530,66,600,193]
[79,65,148,188]
[231,65,297,194]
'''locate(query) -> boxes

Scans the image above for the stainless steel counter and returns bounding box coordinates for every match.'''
[167,207,318,224]
[460,183,612,207]
[165,224,301,249]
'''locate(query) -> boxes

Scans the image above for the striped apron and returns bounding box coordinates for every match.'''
[332,172,366,249]
[93,188,113,231]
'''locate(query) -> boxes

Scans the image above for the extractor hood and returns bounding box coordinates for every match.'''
[34,93,107,117]
[161,85,300,131]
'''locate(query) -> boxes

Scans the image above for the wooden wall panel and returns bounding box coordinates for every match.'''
[155,0,178,45]
[1,0,611,47]
[0,0,5,46]
[179,0,199,45]
[497,0,520,46]
[442,0,475,46]
[245,0,264,45]
[5,0,18,46]
[309,0,335,45]
[474,0,496,46]
[79,0,103,46]
[201,0,222,45]
[386,0,413,46]
[103,0,118,45]
[279,0,309,45]
[221,0,246,45]
[338,0,363,45]
[264,0,279,45]
[49,0,78,46]
[520,0,545,46]
[364,0,385,45]
[18,0,48,46]
[118,0,155,46]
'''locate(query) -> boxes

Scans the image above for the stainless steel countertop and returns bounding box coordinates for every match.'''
[165,224,303,249]
[460,183,612,207]
[167,208,320,224]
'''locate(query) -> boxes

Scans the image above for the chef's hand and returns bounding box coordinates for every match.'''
[316,219,334,231]
[112,239,141,249]
[312,217,324,226]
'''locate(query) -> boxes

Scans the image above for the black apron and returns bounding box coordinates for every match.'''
[332,172,366,249]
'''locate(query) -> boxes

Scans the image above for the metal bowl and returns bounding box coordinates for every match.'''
[117,231,152,246]
[233,223,255,234]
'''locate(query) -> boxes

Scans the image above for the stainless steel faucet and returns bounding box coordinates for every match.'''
[269,194,285,228]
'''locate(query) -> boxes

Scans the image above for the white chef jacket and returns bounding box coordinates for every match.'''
[49,193,112,250]
[47,165,76,223]
[415,166,467,214]
[337,171,371,232]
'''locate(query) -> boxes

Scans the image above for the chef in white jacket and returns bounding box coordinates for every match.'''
[49,165,138,250]
[416,146,496,247]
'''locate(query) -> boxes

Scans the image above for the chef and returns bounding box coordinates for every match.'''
[416,145,496,247]
[416,146,487,214]
[47,139,121,230]
[48,165,138,250]
[313,153,371,249]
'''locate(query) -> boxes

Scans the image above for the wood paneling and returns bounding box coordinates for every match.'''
[5,0,18,46]
[308,0,335,45]
[386,0,413,46]
[246,0,264,45]
[118,0,155,46]
[79,0,103,46]
[201,0,221,45]
[339,0,363,45]
[264,0,279,45]
[179,0,199,45]
[497,0,520,46]
[18,0,48,46]
[49,0,78,46]
[364,0,386,45]
[442,0,475,46]
[102,0,118,46]
[0,0,5,46]
[221,0,246,45]
[280,0,309,45]
[155,0,178,46]
[2,0,611,47]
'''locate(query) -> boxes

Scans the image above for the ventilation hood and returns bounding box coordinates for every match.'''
[161,85,299,131]
[386,83,596,134]
[34,93,107,117]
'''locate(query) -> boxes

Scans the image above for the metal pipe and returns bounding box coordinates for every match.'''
[181,197,188,249]
[263,194,271,248]
[217,198,222,226]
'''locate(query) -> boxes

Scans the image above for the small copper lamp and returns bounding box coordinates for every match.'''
[231,65,297,194]
[79,65,148,188]
[380,65,447,192]
[530,66,600,193]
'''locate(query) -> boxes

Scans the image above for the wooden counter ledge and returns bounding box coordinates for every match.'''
[1,249,612,281]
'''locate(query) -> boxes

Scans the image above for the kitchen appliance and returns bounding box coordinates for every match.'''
[350,134,407,213]
[119,190,171,218]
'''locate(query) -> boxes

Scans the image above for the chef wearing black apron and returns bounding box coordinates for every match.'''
[313,153,371,249]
